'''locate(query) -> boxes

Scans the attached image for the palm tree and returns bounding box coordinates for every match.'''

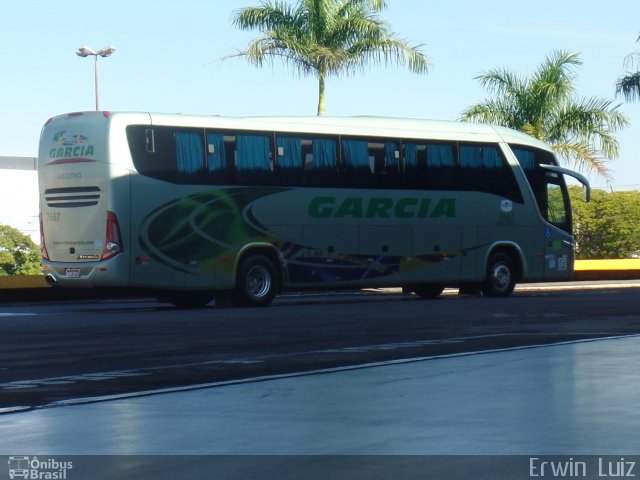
[616,32,640,102]
[230,0,431,115]
[462,50,628,178]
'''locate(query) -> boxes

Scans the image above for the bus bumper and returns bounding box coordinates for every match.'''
[42,254,129,288]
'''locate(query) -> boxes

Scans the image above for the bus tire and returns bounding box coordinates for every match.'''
[482,252,516,297]
[413,285,445,299]
[233,255,279,307]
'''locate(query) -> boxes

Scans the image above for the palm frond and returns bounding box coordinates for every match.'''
[465,49,628,177]
[549,97,628,158]
[616,71,640,102]
[461,99,518,126]
[233,1,299,31]
[552,141,611,179]
[474,68,524,97]
[340,34,430,75]
[229,0,431,115]
[530,50,581,115]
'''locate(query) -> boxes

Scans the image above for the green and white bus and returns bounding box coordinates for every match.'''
[38,112,589,307]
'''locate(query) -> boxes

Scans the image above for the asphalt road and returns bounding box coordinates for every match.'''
[2,282,640,410]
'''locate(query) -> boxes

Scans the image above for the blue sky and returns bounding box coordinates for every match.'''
[1,0,639,193]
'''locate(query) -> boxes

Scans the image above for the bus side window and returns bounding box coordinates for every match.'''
[403,141,456,190]
[306,137,338,187]
[383,141,400,177]
[340,138,398,188]
[175,131,206,181]
[276,136,304,186]
[459,144,485,192]
[403,142,426,188]
[341,139,372,187]
[369,141,400,188]
[425,142,456,189]
[459,144,522,201]
[235,134,272,186]
[142,126,203,183]
[206,132,231,184]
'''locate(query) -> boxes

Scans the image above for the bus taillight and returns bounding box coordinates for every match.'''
[101,211,124,261]
[39,213,50,261]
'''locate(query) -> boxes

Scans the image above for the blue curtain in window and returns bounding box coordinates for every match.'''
[342,140,369,168]
[460,146,483,168]
[206,133,226,173]
[513,148,535,171]
[313,139,337,168]
[428,144,455,167]
[483,147,502,169]
[384,142,398,169]
[425,143,456,189]
[176,132,204,175]
[277,136,302,185]
[276,136,301,169]
[404,143,418,168]
[236,134,270,171]
[459,145,483,188]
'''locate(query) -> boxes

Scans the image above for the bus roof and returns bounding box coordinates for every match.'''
[51,111,553,152]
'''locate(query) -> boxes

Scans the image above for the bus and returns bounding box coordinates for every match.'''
[38,112,590,307]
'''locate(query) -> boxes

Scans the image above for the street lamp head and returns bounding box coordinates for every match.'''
[76,46,96,57]
[75,45,116,58]
[97,46,116,57]
[75,44,116,111]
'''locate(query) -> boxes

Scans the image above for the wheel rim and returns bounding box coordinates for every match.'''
[246,265,271,298]
[491,262,511,291]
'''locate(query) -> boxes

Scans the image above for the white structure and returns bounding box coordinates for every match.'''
[0,156,39,241]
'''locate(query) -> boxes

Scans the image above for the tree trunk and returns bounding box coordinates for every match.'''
[317,73,326,116]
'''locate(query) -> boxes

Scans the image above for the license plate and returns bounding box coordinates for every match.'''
[65,268,81,278]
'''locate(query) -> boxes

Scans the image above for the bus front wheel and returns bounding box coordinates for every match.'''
[482,252,516,297]
[233,255,279,307]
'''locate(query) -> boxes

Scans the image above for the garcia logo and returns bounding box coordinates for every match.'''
[7,456,73,479]
[49,131,95,160]
[308,196,456,219]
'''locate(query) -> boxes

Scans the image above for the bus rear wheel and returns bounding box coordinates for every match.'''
[482,252,516,297]
[233,254,279,307]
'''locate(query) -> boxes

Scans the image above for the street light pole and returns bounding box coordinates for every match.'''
[92,54,100,111]
[76,45,116,111]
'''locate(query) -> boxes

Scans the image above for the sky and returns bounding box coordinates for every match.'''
[1,0,639,238]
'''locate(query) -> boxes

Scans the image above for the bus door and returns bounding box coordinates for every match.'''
[539,165,590,281]
[512,145,590,282]
[542,178,574,280]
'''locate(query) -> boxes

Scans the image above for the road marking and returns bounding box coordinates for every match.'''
[319,338,465,354]
[0,359,263,391]
[0,370,152,390]
[23,333,640,412]
[0,332,620,393]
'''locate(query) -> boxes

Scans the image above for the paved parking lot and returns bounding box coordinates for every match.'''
[2,334,639,455]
